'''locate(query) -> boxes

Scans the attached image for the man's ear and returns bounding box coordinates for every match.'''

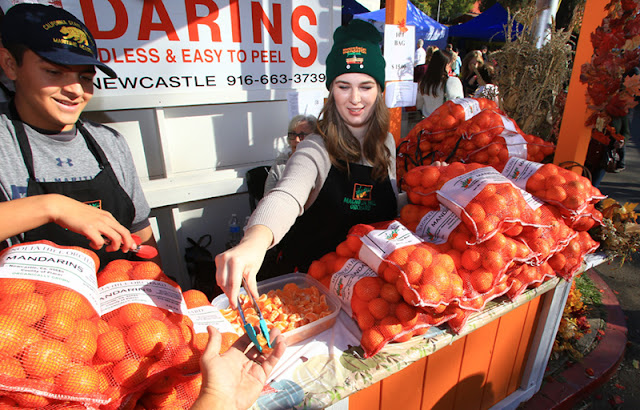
[0,48,18,81]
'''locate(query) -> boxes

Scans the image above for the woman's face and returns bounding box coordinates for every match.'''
[468,57,479,70]
[288,121,313,153]
[331,73,378,137]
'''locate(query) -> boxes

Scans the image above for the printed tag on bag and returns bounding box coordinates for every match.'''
[0,243,100,314]
[100,280,187,317]
[329,258,377,316]
[358,221,422,271]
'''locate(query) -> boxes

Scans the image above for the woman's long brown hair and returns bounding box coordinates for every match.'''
[418,49,453,97]
[316,84,391,181]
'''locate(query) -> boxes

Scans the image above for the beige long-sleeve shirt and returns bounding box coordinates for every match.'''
[248,132,398,246]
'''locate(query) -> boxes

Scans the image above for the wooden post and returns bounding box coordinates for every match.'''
[553,0,608,167]
[385,0,407,146]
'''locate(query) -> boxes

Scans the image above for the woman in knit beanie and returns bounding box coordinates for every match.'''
[216,19,398,303]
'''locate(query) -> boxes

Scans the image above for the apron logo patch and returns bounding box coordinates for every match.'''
[84,200,102,209]
[352,184,373,201]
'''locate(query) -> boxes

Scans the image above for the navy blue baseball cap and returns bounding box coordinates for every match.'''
[1,3,117,78]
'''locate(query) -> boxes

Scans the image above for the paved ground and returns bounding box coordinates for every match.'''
[574,105,640,409]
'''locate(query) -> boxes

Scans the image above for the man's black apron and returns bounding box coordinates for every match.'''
[277,162,397,274]
[8,102,135,267]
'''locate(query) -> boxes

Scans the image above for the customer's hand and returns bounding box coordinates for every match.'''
[191,325,287,410]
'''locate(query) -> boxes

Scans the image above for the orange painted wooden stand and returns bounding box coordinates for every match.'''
[344,279,573,410]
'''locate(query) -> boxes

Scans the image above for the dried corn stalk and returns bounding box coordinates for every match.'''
[490,4,579,141]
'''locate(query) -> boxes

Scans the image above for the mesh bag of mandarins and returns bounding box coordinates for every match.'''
[452,110,554,169]
[459,131,555,172]
[345,221,467,310]
[506,262,556,300]
[0,241,114,408]
[136,373,202,409]
[514,204,579,266]
[309,253,455,357]
[401,162,487,209]
[434,164,549,244]
[546,231,600,281]
[397,98,498,180]
[501,158,606,217]
[563,204,604,232]
[124,289,239,410]
[398,204,535,310]
[95,259,201,409]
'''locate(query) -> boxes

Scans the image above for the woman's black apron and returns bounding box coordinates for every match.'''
[277,162,397,274]
[8,102,135,267]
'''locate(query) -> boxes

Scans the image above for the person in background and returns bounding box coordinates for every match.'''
[414,38,426,67]
[445,43,462,77]
[585,115,630,188]
[460,50,486,97]
[0,4,159,266]
[216,19,400,306]
[264,114,317,195]
[191,325,286,410]
[480,44,489,62]
[416,49,464,118]
[413,45,438,84]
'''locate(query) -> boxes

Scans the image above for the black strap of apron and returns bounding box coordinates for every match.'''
[9,100,109,180]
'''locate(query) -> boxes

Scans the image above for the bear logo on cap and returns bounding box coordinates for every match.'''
[60,26,89,47]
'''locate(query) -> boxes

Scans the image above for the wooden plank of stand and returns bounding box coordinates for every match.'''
[421,339,466,410]
[508,295,543,393]
[453,320,501,409]
[349,380,381,410]
[380,357,427,410]
[481,302,533,407]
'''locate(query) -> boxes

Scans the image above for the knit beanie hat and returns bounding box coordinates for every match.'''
[325,19,386,91]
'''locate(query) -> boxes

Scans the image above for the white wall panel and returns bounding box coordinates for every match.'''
[162,100,289,172]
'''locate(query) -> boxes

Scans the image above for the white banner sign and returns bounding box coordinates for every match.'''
[1,1,338,108]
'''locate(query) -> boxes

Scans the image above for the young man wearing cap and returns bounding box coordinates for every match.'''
[0,3,158,266]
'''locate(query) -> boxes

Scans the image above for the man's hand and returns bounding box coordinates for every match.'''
[46,194,136,252]
[0,194,136,252]
[191,326,287,410]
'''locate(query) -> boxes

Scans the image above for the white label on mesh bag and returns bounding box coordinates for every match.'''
[437,167,510,208]
[451,98,482,120]
[501,131,528,159]
[99,280,187,317]
[0,243,100,315]
[358,221,423,271]
[415,206,462,244]
[187,305,238,335]
[500,114,518,133]
[520,187,545,210]
[501,157,543,189]
[329,258,377,317]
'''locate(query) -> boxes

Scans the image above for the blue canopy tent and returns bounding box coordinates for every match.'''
[448,3,522,42]
[353,2,449,49]
[341,0,370,25]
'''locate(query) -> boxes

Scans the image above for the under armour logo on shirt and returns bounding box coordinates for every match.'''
[56,158,74,167]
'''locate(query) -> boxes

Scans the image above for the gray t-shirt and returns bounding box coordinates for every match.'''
[0,103,151,245]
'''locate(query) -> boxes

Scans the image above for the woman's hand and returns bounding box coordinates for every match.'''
[191,325,287,410]
[215,225,273,309]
